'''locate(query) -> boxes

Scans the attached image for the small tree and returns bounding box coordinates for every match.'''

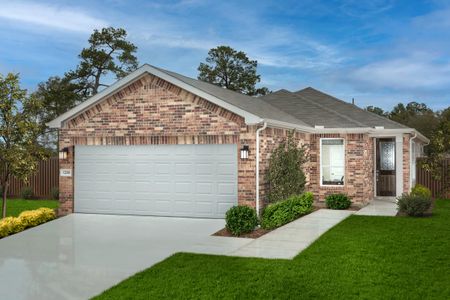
[267,131,307,202]
[0,73,49,218]
[198,45,269,96]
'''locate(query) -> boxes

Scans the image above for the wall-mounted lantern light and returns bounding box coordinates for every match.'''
[240,145,249,160]
[59,147,69,160]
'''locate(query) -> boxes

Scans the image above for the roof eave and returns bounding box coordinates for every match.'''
[264,120,430,143]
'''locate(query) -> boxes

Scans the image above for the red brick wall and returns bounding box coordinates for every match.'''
[58,72,400,215]
[58,74,257,215]
[307,133,374,206]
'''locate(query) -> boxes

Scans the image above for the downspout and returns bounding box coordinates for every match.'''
[255,122,267,218]
[409,131,418,191]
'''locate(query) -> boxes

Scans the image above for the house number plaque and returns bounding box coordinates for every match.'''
[60,169,72,177]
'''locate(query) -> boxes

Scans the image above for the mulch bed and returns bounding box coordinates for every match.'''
[213,227,272,238]
[213,206,324,239]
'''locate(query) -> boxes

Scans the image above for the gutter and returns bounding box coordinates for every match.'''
[255,121,267,218]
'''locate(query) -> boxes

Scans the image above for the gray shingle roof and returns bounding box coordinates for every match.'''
[295,87,408,129]
[48,63,412,132]
[157,68,408,129]
[259,87,408,129]
[154,67,310,127]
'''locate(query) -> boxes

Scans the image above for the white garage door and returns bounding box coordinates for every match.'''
[74,144,237,218]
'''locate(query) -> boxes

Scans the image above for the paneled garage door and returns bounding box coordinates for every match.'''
[74,144,238,218]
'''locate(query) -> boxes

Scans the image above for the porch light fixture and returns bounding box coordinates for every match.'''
[59,147,69,160]
[240,145,249,160]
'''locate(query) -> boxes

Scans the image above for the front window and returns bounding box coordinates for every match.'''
[321,139,345,185]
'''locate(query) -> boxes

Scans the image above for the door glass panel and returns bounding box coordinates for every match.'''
[380,141,395,171]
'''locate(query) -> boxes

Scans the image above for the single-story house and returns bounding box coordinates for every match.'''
[48,64,429,218]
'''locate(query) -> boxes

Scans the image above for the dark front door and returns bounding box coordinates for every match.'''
[376,138,396,196]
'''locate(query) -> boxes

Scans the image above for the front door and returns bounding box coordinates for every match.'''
[376,138,396,196]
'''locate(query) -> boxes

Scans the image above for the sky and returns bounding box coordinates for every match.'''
[0,0,449,111]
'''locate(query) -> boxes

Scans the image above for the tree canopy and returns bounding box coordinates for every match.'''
[198,46,269,96]
[34,27,138,150]
[365,106,388,117]
[0,73,49,218]
[365,102,440,138]
[67,27,139,97]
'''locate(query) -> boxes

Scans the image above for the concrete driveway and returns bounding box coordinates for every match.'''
[0,214,250,300]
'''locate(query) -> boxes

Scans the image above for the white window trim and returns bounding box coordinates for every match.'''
[320,138,346,187]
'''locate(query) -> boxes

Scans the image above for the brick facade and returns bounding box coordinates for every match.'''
[307,133,374,206]
[58,74,257,215]
[58,72,413,215]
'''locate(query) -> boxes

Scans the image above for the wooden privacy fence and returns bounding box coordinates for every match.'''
[416,158,450,198]
[2,157,59,199]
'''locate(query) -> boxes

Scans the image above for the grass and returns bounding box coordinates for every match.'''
[94,199,450,300]
[0,199,59,217]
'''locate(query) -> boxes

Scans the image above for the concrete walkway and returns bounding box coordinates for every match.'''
[355,197,398,216]
[227,209,354,259]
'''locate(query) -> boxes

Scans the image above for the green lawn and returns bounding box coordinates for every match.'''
[94,199,450,300]
[0,199,59,217]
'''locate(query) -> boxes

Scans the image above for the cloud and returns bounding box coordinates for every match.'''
[0,1,108,33]
[347,57,450,92]
[137,33,215,51]
[338,0,394,17]
[412,8,450,29]
[252,37,344,70]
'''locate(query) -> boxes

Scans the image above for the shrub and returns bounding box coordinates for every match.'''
[325,194,351,210]
[225,206,258,236]
[19,208,56,227]
[0,222,8,238]
[267,131,307,203]
[397,194,431,217]
[21,187,33,200]
[51,187,59,200]
[411,184,432,199]
[0,207,56,239]
[261,192,314,229]
[0,217,25,237]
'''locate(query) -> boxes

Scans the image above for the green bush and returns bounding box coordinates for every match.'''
[325,194,351,210]
[51,187,59,200]
[225,206,258,236]
[267,131,307,203]
[411,184,432,199]
[0,207,56,239]
[397,194,431,217]
[21,187,33,200]
[261,192,314,229]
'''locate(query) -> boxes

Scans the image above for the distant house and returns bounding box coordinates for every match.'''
[48,64,428,218]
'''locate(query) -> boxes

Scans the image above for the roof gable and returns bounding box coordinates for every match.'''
[48,64,309,129]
